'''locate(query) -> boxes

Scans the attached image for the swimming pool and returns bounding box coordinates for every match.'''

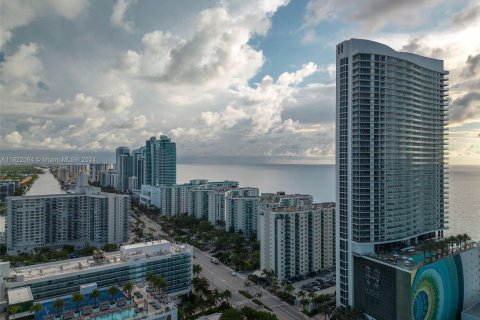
[93,308,135,320]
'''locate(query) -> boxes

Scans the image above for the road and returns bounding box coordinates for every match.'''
[136,213,319,320]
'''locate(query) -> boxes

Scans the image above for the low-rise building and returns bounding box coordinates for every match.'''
[0,240,191,317]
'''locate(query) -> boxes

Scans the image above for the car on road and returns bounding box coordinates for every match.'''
[231,271,236,276]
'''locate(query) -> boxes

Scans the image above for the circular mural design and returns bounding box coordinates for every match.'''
[411,257,461,320]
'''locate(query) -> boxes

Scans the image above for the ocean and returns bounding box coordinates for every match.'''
[178,164,480,241]
[1,164,478,241]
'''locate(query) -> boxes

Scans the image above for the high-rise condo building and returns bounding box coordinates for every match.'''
[131,146,145,190]
[259,195,336,280]
[115,146,131,192]
[144,136,176,187]
[224,188,260,237]
[335,39,448,307]
[6,189,130,254]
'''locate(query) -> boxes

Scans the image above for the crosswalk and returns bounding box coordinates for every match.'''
[231,299,251,307]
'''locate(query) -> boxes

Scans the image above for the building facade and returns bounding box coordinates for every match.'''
[224,188,260,237]
[335,39,448,306]
[0,180,19,202]
[6,190,130,254]
[131,147,145,190]
[116,147,131,192]
[88,163,113,183]
[259,195,336,280]
[0,241,192,309]
[144,136,176,187]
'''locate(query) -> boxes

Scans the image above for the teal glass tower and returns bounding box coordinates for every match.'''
[335,39,448,306]
[144,135,176,186]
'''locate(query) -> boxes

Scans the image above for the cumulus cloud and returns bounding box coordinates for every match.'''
[0,42,44,97]
[462,53,480,78]
[0,0,88,49]
[110,0,136,33]
[3,131,23,145]
[98,92,133,113]
[449,92,480,124]
[114,1,289,90]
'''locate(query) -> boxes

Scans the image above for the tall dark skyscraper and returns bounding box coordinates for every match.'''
[116,146,131,192]
[144,136,176,187]
[335,39,448,307]
[131,146,145,189]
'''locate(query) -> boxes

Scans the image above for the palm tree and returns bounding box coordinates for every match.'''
[223,289,232,305]
[193,263,202,278]
[212,288,221,307]
[123,282,134,300]
[9,305,22,320]
[53,298,64,315]
[108,286,118,304]
[463,233,472,249]
[285,283,294,296]
[313,294,330,312]
[90,289,101,308]
[244,281,251,293]
[300,298,310,311]
[72,292,84,313]
[297,290,305,300]
[154,277,168,294]
[29,303,43,315]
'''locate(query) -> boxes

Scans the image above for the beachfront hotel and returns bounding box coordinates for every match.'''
[0,240,192,318]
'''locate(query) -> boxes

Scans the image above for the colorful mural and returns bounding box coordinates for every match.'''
[411,255,464,320]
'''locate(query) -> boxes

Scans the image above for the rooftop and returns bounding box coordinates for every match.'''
[8,241,191,283]
[359,240,479,270]
[8,286,33,305]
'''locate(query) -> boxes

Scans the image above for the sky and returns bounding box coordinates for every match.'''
[0,0,479,165]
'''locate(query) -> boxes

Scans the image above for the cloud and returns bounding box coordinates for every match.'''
[0,0,88,49]
[449,92,480,124]
[0,42,43,97]
[304,0,440,31]
[115,1,289,90]
[98,92,133,113]
[3,131,23,145]
[110,0,136,33]
[462,53,480,78]
[450,0,480,28]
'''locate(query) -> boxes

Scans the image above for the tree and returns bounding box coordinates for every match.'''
[90,289,101,308]
[9,305,22,320]
[300,298,310,311]
[244,281,251,293]
[223,289,232,304]
[193,263,202,278]
[108,286,118,303]
[53,298,65,315]
[72,292,84,312]
[29,303,43,315]
[220,308,244,320]
[123,282,134,300]
[313,294,330,312]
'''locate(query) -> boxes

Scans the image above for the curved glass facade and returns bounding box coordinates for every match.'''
[335,39,448,306]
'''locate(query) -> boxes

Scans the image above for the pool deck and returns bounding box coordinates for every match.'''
[359,241,479,270]
[32,283,177,320]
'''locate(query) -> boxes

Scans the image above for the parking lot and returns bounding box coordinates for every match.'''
[297,273,336,293]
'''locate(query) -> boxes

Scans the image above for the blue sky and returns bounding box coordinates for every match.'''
[0,0,479,164]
